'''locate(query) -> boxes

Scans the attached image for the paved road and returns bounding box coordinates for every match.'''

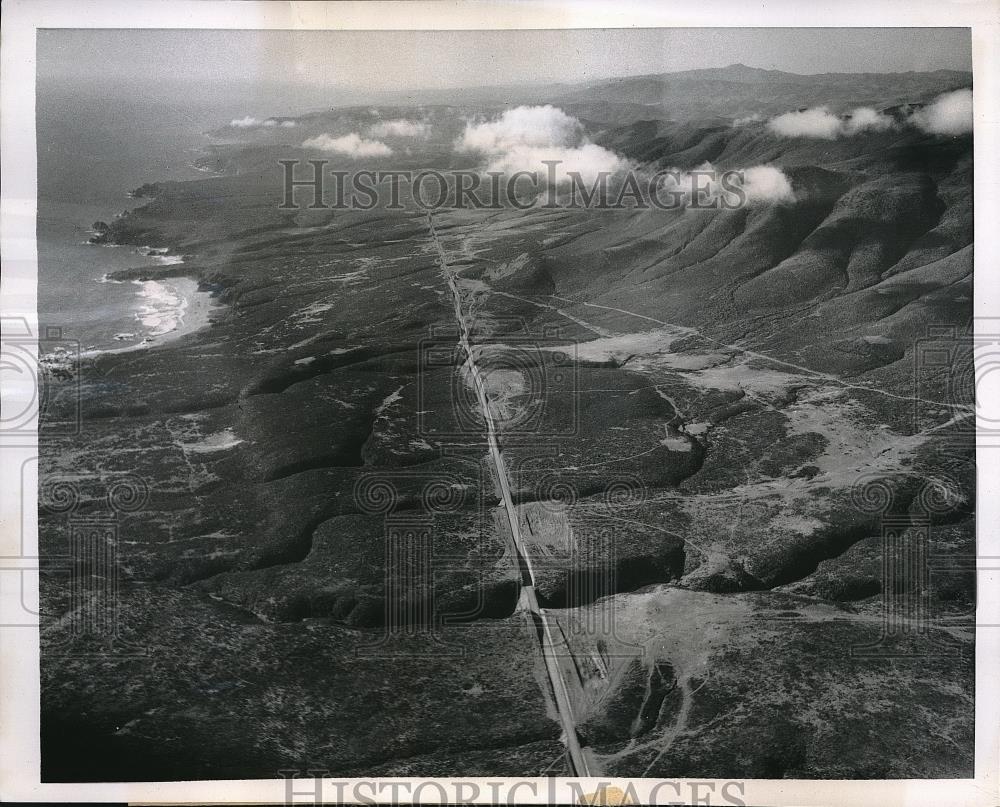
[427,212,594,778]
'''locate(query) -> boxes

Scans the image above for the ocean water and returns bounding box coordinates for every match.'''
[35,73,335,351]
[36,85,216,352]
[37,200,191,352]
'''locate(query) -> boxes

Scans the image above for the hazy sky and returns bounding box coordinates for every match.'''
[39,28,972,92]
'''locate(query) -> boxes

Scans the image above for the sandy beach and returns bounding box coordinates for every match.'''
[134,276,217,346]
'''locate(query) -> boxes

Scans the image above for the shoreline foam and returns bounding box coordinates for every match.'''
[77,277,217,360]
[89,243,218,354]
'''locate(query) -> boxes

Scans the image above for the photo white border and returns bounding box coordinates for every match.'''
[1,1,997,804]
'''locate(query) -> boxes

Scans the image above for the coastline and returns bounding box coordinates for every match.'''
[134,274,217,345]
[83,186,224,353]
[86,186,224,351]
[81,248,219,357]
[39,192,221,356]
[85,275,218,358]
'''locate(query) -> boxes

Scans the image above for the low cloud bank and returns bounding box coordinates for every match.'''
[303,133,393,157]
[230,116,296,129]
[910,88,973,136]
[369,119,431,138]
[644,162,795,206]
[766,88,972,139]
[767,106,893,139]
[459,105,582,152]
[457,105,629,184]
[740,165,796,203]
[841,107,896,136]
[453,106,794,208]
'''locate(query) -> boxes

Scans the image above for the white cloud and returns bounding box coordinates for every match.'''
[910,88,973,136]
[459,105,583,153]
[842,107,895,135]
[370,119,430,138]
[650,162,795,207]
[733,113,762,127]
[302,132,393,157]
[768,107,844,139]
[766,93,975,140]
[667,162,795,205]
[768,107,842,139]
[458,105,628,185]
[739,165,796,203]
[767,105,894,139]
[230,116,297,129]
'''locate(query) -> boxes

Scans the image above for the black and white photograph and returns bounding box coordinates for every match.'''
[1,2,998,805]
